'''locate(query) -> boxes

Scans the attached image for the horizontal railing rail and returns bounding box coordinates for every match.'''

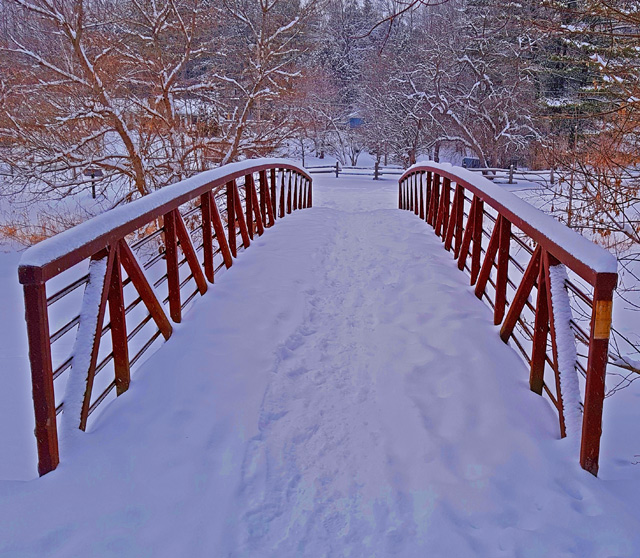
[399,162,617,476]
[19,158,312,476]
[306,162,404,179]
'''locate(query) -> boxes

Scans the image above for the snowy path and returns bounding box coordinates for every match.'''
[1,176,639,557]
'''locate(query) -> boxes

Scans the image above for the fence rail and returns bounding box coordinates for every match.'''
[399,162,617,476]
[306,162,404,179]
[19,158,312,476]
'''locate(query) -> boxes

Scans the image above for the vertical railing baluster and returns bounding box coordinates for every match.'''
[227,180,237,258]
[581,272,616,476]
[23,280,59,475]
[163,210,181,323]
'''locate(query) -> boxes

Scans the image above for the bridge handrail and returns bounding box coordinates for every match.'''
[19,158,312,476]
[19,158,311,283]
[399,162,617,477]
[401,163,616,284]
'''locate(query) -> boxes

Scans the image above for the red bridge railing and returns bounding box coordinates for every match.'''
[19,159,312,476]
[399,162,617,476]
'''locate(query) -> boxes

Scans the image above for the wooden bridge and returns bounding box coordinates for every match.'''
[18,158,616,481]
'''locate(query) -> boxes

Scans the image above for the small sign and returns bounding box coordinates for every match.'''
[83,168,104,178]
[593,300,613,340]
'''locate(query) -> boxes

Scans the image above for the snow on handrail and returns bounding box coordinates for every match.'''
[402,162,617,283]
[19,158,310,283]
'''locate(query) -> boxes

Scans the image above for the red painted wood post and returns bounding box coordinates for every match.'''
[470,198,484,284]
[419,173,425,219]
[233,180,251,249]
[398,182,402,209]
[108,246,130,396]
[163,209,181,323]
[226,181,237,258]
[201,191,215,282]
[209,192,233,269]
[474,214,501,299]
[439,178,451,239]
[260,171,276,227]
[530,253,549,395]
[270,169,277,220]
[443,178,452,238]
[245,174,254,240]
[259,170,267,224]
[298,175,304,209]
[494,217,511,325]
[414,174,419,216]
[500,245,541,342]
[581,272,616,476]
[118,241,173,340]
[293,174,299,211]
[287,172,292,214]
[453,184,464,258]
[79,248,116,431]
[307,177,313,208]
[23,280,60,475]
[279,171,286,217]
[430,174,441,226]
[425,172,432,222]
[444,183,460,252]
[174,211,208,295]
[248,173,265,236]
[457,196,477,271]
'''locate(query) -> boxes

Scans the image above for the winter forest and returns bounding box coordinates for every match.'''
[1,0,638,368]
[2,1,640,553]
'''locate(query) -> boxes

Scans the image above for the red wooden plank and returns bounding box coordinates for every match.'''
[245,174,254,240]
[425,172,433,222]
[500,245,541,342]
[307,177,313,208]
[474,214,501,299]
[174,210,208,296]
[414,174,419,216]
[119,240,172,340]
[261,171,275,226]
[530,254,549,396]
[248,173,265,236]
[79,247,117,431]
[581,273,616,476]
[108,245,130,396]
[201,192,214,282]
[298,175,304,209]
[270,168,277,220]
[287,172,292,214]
[419,173,425,219]
[293,174,299,211]
[494,217,511,325]
[453,184,464,258]
[280,171,286,217]
[259,170,267,224]
[233,180,251,249]
[23,281,60,475]
[163,210,181,323]
[444,182,460,252]
[226,181,237,258]
[470,198,484,284]
[457,196,477,271]
[209,191,233,269]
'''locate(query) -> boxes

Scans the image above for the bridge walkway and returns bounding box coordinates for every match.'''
[1,176,638,557]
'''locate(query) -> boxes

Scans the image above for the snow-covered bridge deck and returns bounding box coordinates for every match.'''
[2,175,639,556]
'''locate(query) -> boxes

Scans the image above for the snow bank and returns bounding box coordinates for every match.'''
[20,158,306,269]
[406,162,617,275]
[548,264,582,443]
[61,255,108,442]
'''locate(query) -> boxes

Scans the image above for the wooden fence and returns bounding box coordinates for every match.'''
[18,159,312,476]
[399,163,618,476]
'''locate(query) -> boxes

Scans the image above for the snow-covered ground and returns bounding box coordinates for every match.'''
[0,175,639,556]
